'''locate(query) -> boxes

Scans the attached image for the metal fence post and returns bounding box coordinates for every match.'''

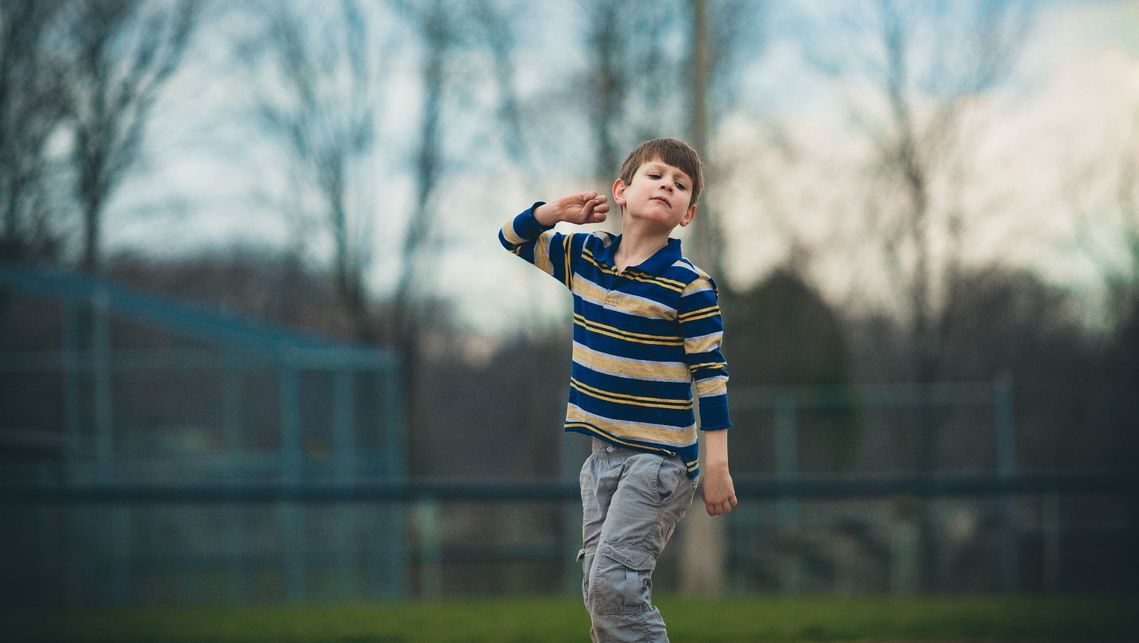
[92,288,133,605]
[995,373,1018,592]
[60,299,83,606]
[222,356,248,602]
[332,370,356,598]
[376,367,407,599]
[61,300,82,483]
[1043,493,1061,592]
[332,371,357,481]
[279,365,305,601]
[774,395,801,594]
[417,499,442,599]
[92,288,113,483]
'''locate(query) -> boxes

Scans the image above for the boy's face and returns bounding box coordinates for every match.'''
[612,158,697,232]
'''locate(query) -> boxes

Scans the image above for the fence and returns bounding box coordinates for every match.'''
[729,380,1019,593]
[2,265,1137,608]
[0,264,405,607]
[5,468,1136,606]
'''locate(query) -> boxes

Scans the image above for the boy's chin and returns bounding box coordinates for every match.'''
[624,212,680,231]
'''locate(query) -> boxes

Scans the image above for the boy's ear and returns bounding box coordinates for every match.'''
[680,204,697,227]
[612,178,627,206]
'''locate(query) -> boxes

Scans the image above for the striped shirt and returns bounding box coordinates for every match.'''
[499,203,731,478]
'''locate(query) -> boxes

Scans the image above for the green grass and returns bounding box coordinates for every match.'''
[3,594,1137,642]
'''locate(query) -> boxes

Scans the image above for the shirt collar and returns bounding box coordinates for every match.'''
[596,235,682,277]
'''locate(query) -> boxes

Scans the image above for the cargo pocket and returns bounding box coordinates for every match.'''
[588,542,657,616]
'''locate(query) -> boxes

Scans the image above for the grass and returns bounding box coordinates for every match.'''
[3,594,1137,642]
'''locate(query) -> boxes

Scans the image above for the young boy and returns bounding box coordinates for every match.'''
[498,137,736,642]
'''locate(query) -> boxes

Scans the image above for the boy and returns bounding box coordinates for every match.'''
[498,138,736,642]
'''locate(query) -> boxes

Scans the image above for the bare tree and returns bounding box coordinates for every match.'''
[811,0,1030,376]
[801,0,1032,590]
[390,0,450,345]
[586,0,627,189]
[240,0,384,342]
[1115,115,1139,312]
[0,0,72,260]
[581,0,685,193]
[679,0,768,596]
[686,0,766,279]
[569,0,764,272]
[388,0,472,476]
[1069,109,1139,324]
[687,0,714,272]
[801,0,1031,392]
[470,0,543,179]
[65,0,199,273]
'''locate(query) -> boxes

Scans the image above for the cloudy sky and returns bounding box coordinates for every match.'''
[101,0,1139,336]
[717,1,1138,320]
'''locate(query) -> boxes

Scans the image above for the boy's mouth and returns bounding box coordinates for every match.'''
[650,196,671,207]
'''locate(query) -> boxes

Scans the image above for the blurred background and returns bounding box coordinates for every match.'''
[1,0,1137,612]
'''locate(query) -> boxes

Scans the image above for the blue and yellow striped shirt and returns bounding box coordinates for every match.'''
[499,203,731,478]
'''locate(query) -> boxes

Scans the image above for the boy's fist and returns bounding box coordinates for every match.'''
[534,192,609,227]
[702,466,737,517]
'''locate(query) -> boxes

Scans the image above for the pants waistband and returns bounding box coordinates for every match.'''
[591,438,653,457]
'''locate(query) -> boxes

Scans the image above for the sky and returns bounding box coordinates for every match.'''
[100,0,1139,337]
[713,1,1139,315]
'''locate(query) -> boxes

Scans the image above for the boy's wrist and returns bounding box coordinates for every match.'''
[704,457,729,472]
[532,202,558,227]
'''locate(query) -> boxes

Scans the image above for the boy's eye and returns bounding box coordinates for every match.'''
[648,173,661,179]
[675,182,687,190]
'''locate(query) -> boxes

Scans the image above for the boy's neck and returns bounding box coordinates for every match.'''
[614,219,673,273]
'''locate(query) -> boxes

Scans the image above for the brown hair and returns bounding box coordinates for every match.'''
[617,138,704,206]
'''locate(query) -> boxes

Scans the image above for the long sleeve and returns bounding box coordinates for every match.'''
[498,202,576,290]
[678,274,731,430]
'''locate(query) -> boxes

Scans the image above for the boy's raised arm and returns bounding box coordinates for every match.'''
[499,192,609,288]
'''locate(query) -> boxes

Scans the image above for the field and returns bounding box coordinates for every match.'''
[3,594,1138,642]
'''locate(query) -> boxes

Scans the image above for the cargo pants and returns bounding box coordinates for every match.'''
[577,439,698,643]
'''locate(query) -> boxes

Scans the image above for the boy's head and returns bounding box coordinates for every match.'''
[617,138,704,207]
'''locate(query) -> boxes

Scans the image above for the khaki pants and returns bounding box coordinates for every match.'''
[577,439,698,643]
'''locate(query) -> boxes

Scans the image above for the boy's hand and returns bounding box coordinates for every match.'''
[534,192,609,227]
[701,429,737,516]
[701,462,738,516]
[702,464,737,517]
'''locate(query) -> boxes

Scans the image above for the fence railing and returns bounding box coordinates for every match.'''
[4,471,1137,604]
[4,471,1137,504]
